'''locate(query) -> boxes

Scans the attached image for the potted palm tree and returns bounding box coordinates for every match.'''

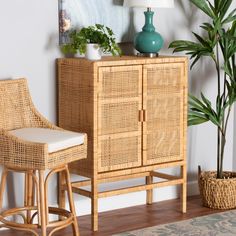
[61,24,121,60]
[169,0,236,209]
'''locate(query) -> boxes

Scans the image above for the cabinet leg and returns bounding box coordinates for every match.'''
[146,175,153,205]
[91,178,98,231]
[181,165,187,213]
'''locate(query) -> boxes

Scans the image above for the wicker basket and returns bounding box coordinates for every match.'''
[199,170,236,209]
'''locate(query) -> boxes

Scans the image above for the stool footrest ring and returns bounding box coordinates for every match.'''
[0,206,74,235]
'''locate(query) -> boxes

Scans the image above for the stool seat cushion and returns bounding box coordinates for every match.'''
[9,128,85,153]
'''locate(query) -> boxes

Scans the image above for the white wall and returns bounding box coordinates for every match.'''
[0,0,60,211]
[0,0,235,218]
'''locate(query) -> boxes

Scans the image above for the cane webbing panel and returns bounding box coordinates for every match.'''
[99,135,141,172]
[58,60,94,177]
[98,66,142,172]
[147,96,181,129]
[144,63,184,165]
[0,79,47,131]
[0,78,87,170]
[59,63,94,131]
[147,130,181,162]
[100,102,139,135]
[101,70,139,99]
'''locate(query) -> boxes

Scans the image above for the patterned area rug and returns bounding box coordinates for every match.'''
[114,210,236,236]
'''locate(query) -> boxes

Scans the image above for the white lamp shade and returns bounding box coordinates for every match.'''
[123,0,174,8]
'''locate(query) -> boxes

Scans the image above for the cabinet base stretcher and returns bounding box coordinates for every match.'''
[59,161,187,232]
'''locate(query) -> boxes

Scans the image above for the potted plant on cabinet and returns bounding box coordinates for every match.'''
[169,0,236,209]
[61,24,121,60]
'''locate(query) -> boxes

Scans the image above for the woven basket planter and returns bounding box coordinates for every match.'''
[199,170,236,209]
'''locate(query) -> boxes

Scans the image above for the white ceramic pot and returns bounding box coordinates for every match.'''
[85,43,102,60]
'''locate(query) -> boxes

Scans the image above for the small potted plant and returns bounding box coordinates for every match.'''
[169,0,236,209]
[61,24,121,60]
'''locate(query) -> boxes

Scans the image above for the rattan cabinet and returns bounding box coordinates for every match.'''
[57,56,188,231]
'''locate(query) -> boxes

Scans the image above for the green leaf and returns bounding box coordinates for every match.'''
[200,22,214,32]
[170,36,216,69]
[219,0,233,20]
[201,93,212,108]
[191,0,215,18]
[189,100,211,117]
[192,32,210,48]
[61,24,121,56]
[189,94,206,107]
[214,0,219,11]
[222,9,236,24]
[190,55,201,69]
[188,94,221,127]
[60,44,77,55]
[188,117,209,126]
[188,110,209,119]
[207,0,215,14]
[169,40,201,50]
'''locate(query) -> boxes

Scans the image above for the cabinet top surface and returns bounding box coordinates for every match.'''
[58,55,188,67]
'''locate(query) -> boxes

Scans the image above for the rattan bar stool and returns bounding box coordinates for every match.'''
[0,79,87,236]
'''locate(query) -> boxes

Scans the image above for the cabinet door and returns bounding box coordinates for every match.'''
[143,63,186,165]
[98,66,142,172]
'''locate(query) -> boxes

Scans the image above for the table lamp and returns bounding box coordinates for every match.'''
[124,0,174,57]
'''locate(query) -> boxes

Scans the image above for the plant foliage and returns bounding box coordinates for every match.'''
[169,0,236,178]
[61,24,121,56]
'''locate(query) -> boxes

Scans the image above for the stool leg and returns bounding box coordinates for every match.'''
[64,166,79,236]
[58,171,66,220]
[24,171,35,223]
[0,168,8,209]
[39,170,47,236]
[29,171,36,221]
[27,171,35,207]
[24,172,29,207]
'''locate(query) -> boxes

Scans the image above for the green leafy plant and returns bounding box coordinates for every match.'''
[169,0,236,179]
[61,24,122,56]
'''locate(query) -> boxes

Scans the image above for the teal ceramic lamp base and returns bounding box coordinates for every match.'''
[134,9,163,57]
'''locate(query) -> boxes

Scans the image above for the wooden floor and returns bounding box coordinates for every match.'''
[1,195,225,236]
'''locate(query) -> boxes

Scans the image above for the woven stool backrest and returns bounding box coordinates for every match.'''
[0,79,45,130]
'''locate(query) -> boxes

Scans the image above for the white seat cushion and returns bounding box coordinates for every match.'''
[9,128,85,153]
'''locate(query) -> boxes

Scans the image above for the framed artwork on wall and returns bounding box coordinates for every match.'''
[58,0,135,44]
